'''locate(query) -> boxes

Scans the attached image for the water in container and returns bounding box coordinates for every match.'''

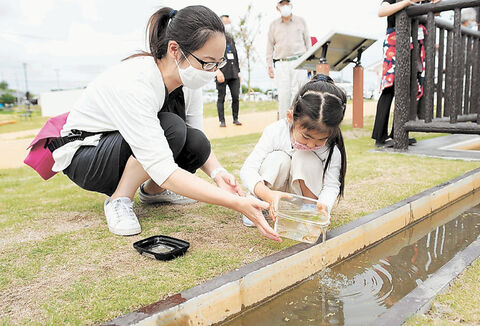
[274,194,330,244]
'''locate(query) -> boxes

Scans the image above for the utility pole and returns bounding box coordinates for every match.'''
[22,62,29,99]
[15,72,19,91]
[22,62,31,117]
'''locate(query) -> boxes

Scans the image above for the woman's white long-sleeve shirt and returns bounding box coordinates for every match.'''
[57,56,203,188]
[240,119,342,212]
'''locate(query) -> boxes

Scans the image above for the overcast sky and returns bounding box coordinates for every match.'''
[0,0,388,95]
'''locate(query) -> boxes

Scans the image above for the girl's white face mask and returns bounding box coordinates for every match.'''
[176,51,217,89]
[292,133,326,151]
[224,24,232,34]
[279,4,292,17]
[291,122,327,151]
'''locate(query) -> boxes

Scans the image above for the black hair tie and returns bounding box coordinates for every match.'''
[169,9,177,19]
[312,74,334,84]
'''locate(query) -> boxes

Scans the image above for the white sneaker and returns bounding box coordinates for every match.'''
[242,214,256,227]
[138,183,197,205]
[104,197,141,236]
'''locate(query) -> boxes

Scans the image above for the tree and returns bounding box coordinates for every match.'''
[0,81,8,90]
[235,4,262,100]
[242,85,263,94]
[0,93,15,105]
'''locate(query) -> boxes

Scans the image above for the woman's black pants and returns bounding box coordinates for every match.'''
[63,112,211,196]
[372,86,395,142]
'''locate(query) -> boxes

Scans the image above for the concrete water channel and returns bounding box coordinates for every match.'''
[107,169,480,326]
[224,191,480,325]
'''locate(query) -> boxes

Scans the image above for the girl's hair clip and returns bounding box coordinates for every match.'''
[312,74,331,83]
[169,9,177,19]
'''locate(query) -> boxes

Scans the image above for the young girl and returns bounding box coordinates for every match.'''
[240,74,347,226]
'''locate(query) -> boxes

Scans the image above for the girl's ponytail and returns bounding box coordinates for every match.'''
[324,127,347,198]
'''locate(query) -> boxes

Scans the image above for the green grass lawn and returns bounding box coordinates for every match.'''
[405,260,480,325]
[0,102,276,134]
[0,98,368,133]
[203,100,277,118]
[0,106,48,134]
[1,116,479,324]
[202,98,366,118]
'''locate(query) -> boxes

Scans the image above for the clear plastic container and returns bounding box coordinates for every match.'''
[274,194,330,244]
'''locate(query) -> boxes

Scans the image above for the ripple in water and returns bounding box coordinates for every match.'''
[225,198,480,326]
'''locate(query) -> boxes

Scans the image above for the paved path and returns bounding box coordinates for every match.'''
[0,101,378,169]
[0,129,40,169]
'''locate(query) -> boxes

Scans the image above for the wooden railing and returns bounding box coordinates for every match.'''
[393,0,480,150]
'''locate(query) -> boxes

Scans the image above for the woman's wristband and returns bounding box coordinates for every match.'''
[210,167,227,180]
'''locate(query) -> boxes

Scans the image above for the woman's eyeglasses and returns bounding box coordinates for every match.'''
[181,49,227,71]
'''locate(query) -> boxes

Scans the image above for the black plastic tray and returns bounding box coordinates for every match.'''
[133,235,190,261]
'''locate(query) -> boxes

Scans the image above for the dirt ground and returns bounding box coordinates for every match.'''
[0,101,377,170]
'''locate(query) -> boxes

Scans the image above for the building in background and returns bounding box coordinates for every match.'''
[39,88,84,117]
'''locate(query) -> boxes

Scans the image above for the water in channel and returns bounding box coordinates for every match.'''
[224,191,480,325]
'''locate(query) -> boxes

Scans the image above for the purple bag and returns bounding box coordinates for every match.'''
[24,112,69,180]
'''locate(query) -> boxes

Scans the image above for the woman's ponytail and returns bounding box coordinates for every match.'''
[147,7,174,59]
[125,6,224,62]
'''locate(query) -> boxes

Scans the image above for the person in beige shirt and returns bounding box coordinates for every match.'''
[266,0,310,119]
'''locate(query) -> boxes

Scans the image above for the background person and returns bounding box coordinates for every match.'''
[371,0,440,147]
[48,6,281,242]
[266,0,310,120]
[216,14,242,127]
[461,8,478,29]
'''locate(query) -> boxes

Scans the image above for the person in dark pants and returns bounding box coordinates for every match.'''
[216,15,242,127]
[372,0,439,147]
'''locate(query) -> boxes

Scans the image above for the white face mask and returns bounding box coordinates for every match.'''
[176,51,217,89]
[224,24,232,34]
[279,4,292,17]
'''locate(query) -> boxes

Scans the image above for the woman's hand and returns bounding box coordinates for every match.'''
[264,190,292,221]
[317,202,330,223]
[214,171,245,196]
[216,70,225,83]
[237,196,282,242]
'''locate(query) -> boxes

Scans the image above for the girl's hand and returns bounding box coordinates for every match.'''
[265,190,292,221]
[317,202,330,222]
[238,196,282,242]
[214,171,245,197]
